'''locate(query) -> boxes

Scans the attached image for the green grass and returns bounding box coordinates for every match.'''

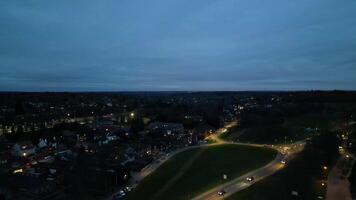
[126,144,277,200]
[205,138,215,144]
[222,112,343,144]
[219,125,242,139]
[226,145,334,200]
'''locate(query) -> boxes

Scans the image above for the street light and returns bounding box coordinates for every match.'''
[223,174,228,180]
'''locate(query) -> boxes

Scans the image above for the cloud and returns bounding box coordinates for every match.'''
[0,0,356,91]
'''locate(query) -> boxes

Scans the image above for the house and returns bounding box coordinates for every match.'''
[11,141,36,157]
[0,153,9,168]
[61,131,77,146]
[0,141,11,169]
[9,174,57,198]
[38,138,48,149]
[193,123,215,136]
[54,144,72,160]
[105,132,119,142]
[147,122,184,136]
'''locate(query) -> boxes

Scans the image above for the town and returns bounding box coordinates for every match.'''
[1,91,356,199]
[1,0,356,199]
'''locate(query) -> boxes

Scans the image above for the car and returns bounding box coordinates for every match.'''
[217,189,226,196]
[113,190,126,200]
[246,176,254,182]
[124,186,132,193]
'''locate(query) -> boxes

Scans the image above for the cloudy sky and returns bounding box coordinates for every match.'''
[1,0,356,91]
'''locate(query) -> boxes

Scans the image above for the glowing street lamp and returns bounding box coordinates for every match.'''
[223,174,228,180]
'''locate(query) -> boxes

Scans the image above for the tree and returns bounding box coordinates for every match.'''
[130,117,145,133]
[312,131,340,164]
[14,99,25,115]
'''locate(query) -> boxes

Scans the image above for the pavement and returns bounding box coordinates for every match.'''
[326,150,355,200]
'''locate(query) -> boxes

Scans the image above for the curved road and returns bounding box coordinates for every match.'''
[108,121,305,200]
[129,122,238,186]
[193,141,305,200]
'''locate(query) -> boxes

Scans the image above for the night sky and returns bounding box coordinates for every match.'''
[1,0,356,91]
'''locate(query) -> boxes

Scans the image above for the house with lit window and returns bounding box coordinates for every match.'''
[147,122,184,136]
[11,141,36,157]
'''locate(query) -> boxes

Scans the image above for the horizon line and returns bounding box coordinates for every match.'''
[0,89,356,93]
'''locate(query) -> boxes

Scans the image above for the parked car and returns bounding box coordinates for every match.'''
[113,190,126,200]
[124,186,132,193]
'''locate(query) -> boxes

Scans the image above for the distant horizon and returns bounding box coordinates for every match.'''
[1,89,356,93]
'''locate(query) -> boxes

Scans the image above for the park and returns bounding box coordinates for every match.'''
[126,144,277,200]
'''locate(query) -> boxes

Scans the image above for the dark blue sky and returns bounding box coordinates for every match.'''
[1,0,356,91]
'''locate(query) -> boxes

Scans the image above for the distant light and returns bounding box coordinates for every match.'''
[130,112,135,118]
[323,166,328,170]
[22,152,27,157]
[13,169,23,174]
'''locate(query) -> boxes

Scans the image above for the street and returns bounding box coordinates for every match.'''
[104,121,305,200]
[192,141,305,200]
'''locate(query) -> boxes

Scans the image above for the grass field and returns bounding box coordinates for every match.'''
[222,112,343,144]
[226,145,334,200]
[126,144,276,200]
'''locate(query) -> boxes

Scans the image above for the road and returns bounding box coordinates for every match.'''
[135,121,305,200]
[104,122,238,200]
[130,121,237,186]
[193,154,284,200]
[193,140,305,200]
[326,144,355,200]
[105,121,305,200]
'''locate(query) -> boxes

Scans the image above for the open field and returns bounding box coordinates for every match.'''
[126,144,276,200]
[226,144,335,200]
[222,111,346,144]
